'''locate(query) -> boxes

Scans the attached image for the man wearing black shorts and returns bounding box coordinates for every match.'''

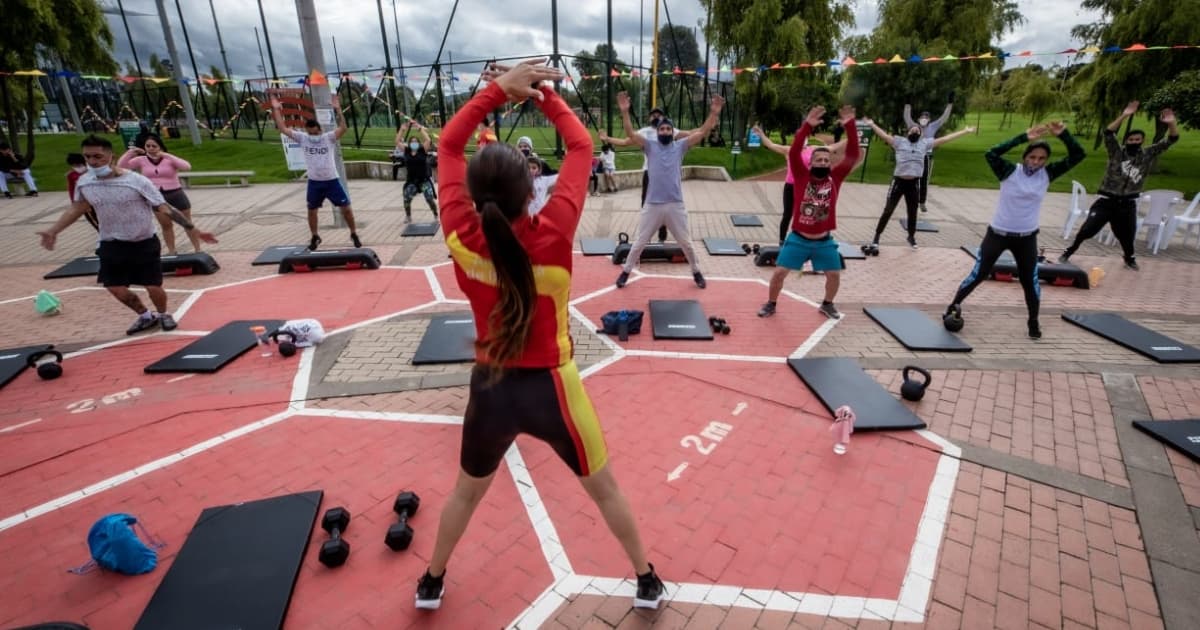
[38,135,218,335]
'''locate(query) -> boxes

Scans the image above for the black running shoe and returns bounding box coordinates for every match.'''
[25,190,38,197]
[616,271,630,288]
[757,301,777,318]
[634,564,665,609]
[1058,253,1072,265]
[819,301,842,319]
[693,272,707,289]
[308,234,322,251]
[351,232,362,248]
[1028,319,1042,340]
[159,313,178,331]
[1125,258,1139,271]
[126,313,160,335]
[907,235,918,249]
[415,570,445,610]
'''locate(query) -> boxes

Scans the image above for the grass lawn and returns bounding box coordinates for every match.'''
[13,112,1199,195]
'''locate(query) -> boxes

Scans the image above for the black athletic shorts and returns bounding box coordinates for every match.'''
[97,236,163,287]
[161,187,191,211]
[461,361,608,478]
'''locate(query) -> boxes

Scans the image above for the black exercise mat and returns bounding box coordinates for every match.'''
[649,300,713,340]
[1133,419,1200,464]
[412,312,477,365]
[863,307,972,352]
[580,238,617,256]
[900,219,939,233]
[0,345,54,390]
[252,245,309,266]
[1062,312,1200,364]
[730,214,763,227]
[144,319,286,373]
[133,490,323,630]
[838,242,866,260]
[43,256,101,279]
[703,237,747,256]
[788,357,927,431]
[402,222,440,237]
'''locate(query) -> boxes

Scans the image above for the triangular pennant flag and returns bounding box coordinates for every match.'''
[942,55,959,61]
[1103,45,1122,53]
[769,63,782,70]
[1148,46,1168,50]
[842,56,858,66]
[924,56,941,62]
[812,61,827,67]
[609,68,620,77]
[874,57,888,64]
[694,67,705,76]
[1059,48,1078,54]
[962,55,977,60]
[1080,45,1101,53]
[309,69,328,85]
[1018,51,1032,56]
[907,54,923,63]
[799,63,811,68]
[827,60,840,66]
[1124,43,1147,51]
[733,67,744,75]
[889,54,905,63]
[13,70,48,76]
[783,63,795,69]
[720,64,730,72]
[977,52,994,59]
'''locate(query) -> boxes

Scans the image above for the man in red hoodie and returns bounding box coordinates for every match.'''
[757,104,859,320]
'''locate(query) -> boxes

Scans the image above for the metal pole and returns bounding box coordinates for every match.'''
[255,27,268,82]
[154,0,200,145]
[392,0,408,114]
[294,0,348,227]
[56,64,84,134]
[116,0,154,120]
[173,0,211,140]
[258,0,279,81]
[639,0,644,122]
[208,0,233,78]
[650,0,660,109]
[551,0,562,157]
[605,0,613,136]
[375,0,399,129]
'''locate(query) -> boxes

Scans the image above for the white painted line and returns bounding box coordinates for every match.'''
[63,336,145,359]
[780,288,823,309]
[577,354,624,380]
[170,290,203,321]
[622,349,786,364]
[505,443,572,580]
[568,305,625,355]
[0,409,296,534]
[166,374,196,384]
[193,273,280,292]
[895,451,960,622]
[0,286,92,306]
[0,418,42,433]
[568,283,619,306]
[915,429,962,458]
[324,300,441,337]
[732,402,748,416]
[442,299,469,305]
[295,408,462,424]
[289,345,315,411]
[789,317,840,359]
[424,267,446,302]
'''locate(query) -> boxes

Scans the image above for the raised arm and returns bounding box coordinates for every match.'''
[331,95,348,140]
[599,132,635,147]
[617,92,645,148]
[931,103,953,129]
[686,94,725,148]
[1104,101,1138,156]
[931,126,976,148]
[788,106,823,180]
[535,87,592,236]
[162,152,192,171]
[863,118,894,146]
[1044,122,1086,182]
[903,104,915,128]
[1145,108,1181,158]
[438,84,509,235]
[985,129,1033,181]
[751,126,789,156]
[831,105,860,178]
[117,148,144,169]
[269,98,300,140]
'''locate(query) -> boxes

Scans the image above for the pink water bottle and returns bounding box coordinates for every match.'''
[830,405,855,455]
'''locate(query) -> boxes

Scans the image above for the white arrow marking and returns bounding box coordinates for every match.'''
[732,402,748,416]
[0,418,42,433]
[667,462,688,482]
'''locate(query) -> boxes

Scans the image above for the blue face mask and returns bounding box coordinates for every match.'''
[88,164,112,177]
[409,142,419,151]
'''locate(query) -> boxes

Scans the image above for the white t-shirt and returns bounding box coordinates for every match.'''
[529,173,559,216]
[75,170,166,242]
[602,151,616,171]
[637,127,655,171]
[284,129,339,181]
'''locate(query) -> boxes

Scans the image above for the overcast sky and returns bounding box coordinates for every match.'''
[100,0,1103,83]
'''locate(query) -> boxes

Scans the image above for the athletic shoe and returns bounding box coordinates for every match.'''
[907,235,918,249]
[404,211,412,224]
[1058,253,1072,265]
[159,313,178,331]
[1125,259,1140,271]
[920,203,927,213]
[24,190,38,197]
[616,271,630,288]
[308,234,322,251]
[819,302,842,319]
[757,301,777,317]
[1028,319,1042,340]
[415,570,445,610]
[351,232,362,248]
[126,313,160,335]
[2,191,11,199]
[693,272,707,289]
[634,564,665,609]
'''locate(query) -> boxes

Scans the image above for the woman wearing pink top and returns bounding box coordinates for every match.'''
[753,126,851,244]
[118,134,200,254]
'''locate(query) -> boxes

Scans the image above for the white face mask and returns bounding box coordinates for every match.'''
[409,142,420,151]
[88,164,112,177]
[72,165,87,174]
[918,118,930,126]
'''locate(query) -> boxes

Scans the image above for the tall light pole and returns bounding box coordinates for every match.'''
[294,0,349,227]
[154,0,201,144]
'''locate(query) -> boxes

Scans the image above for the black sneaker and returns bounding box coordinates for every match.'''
[616,271,630,288]
[308,234,322,251]
[907,235,918,249]
[159,313,178,331]
[1125,259,1139,271]
[1028,319,1042,339]
[1058,253,1072,265]
[126,313,160,335]
[415,569,445,610]
[819,302,842,319]
[920,203,927,213]
[634,564,665,609]
[757,301,776,317]
[2,191,10,199]
[351,232,362,248]
[693,272,707,289]
[24,190,38,197]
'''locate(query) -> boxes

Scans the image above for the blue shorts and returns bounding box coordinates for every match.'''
[306,178,350,209]
[776,232,844,272]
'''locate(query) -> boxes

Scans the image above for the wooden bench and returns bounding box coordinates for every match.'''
[178,170,255,188]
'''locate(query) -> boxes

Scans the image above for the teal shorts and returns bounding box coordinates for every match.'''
[776,232,844,272]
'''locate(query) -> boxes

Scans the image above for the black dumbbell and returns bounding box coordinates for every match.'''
[318,507,351,567]
[751,244,761,255]
[708,317,731,335]
[385,491,421,551]
[741,243,751,253]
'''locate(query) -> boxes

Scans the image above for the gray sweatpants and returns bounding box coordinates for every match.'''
[622,201,700,273]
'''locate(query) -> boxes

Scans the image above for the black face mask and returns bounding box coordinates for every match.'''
[649,117,661,128]
[520,147,531,156]
[907,132,921,142]
[658,134,673,145]
[809,166,831,179]
[1125,144,1142,156]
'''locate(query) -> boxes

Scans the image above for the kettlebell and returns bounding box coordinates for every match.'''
[270,330,298,357]
[27,348,64,380]
[900,366,931,402]
[942,305,964,332]
[617,232,630,245]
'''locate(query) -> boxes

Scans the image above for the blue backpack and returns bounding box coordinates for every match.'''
[597,309,644,341]
[78,513,163,575]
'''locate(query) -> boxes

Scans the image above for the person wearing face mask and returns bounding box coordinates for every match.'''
[118,134,201,254]
[904,98,953,212]
[946,122,1085,340]
[757,105,861,320]
[863,118,974,251]
[527,156,558,215]
[753,123,853,245]
[397,121,438,223]
[600,106,689,243]
[1059,101,1180,270]
[37,135,218,336]
[613,91,724,289]
[65,153,99,231]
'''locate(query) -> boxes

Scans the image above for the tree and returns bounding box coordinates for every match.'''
[654,25,702,125]
[0,0,117,161]
[1144,70,1200,132]
[569,44,629,125]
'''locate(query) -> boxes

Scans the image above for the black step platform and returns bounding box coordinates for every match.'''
[278,248,381,273]
[864,307,972,352]
[900,218,939,232]
[133,490,323,630]
[145,319,286,373]
[412,313,477,365]
[402,221,440,237]
[730,214,763,227]
[0,344,54,390]
[961,246,1089,289]
[650,299,712,340]
[788,357,927,431]
[1133,419,1200,464]
[703,237,748,256]
[580,238,617,256]
[252,245,309,266]
[612,242,687,265]
[43,256,101,279]
[1062,312,1200,363]
[161,252,220,276]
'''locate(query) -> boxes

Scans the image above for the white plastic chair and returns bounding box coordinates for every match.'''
[1162,192,1200,251]
[1135,190,1182,254]
[1062,180,1088,240]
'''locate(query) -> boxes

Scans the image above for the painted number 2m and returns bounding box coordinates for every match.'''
[680,421,734,455]
[66,387,144,414]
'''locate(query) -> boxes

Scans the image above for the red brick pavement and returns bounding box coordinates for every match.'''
[1136,376,1200,508]
[307,387,470,417]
